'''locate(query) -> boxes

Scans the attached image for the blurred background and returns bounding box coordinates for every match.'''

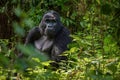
[0,0,120,80]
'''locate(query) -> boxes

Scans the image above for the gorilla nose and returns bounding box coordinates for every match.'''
[48,25,52,28]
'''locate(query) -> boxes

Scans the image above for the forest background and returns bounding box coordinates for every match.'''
[0,0,120,80]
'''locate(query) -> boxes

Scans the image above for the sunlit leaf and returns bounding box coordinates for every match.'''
[41,61,51,66]
[70,47,79,53]
[96,0,100,4]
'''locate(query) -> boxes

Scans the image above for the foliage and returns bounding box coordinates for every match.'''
[0,0,120,80]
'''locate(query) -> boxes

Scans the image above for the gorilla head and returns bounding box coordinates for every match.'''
[39,10,63,38]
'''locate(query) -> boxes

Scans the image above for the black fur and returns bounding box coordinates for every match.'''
[25,10,71,62]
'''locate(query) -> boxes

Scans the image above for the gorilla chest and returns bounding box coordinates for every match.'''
[34,36,54,52]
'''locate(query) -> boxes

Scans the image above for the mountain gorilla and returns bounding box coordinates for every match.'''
[25,10,71,64]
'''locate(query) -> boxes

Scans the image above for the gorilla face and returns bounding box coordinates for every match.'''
[44,13,57,37]
[40,11,63,38]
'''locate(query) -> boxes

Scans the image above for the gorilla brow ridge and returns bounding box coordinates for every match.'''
[44,10,60,21]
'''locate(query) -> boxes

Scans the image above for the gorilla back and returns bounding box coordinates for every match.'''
[25,10,71,62]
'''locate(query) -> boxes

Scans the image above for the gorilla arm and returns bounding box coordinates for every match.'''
[18,27,41,57]
[25,27,41,45]
[51,27,71,62]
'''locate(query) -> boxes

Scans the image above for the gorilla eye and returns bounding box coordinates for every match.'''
[45,19,56,23]
[51,20,56,23]
[45,19,50,23]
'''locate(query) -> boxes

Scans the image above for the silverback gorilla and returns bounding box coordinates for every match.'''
[25,10,71,63]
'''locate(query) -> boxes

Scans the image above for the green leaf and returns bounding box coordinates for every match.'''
[70,47,79,53]
[96,0,100,4]
[106,60,117,73]
[13,22,25,37]
[17,44,49,61]
[101,3,112,15]
[14,8,22,17]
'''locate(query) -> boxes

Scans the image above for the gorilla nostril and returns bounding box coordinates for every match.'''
[48,26,52,28]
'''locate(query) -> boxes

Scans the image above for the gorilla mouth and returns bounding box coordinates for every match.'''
[45,30,56,37]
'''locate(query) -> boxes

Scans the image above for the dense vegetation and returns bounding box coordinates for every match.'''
[0,0,120,80]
